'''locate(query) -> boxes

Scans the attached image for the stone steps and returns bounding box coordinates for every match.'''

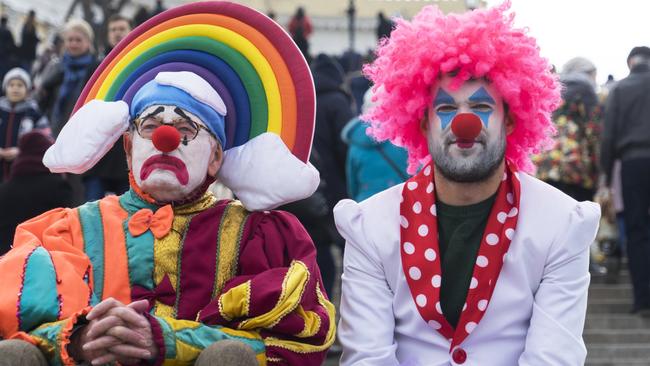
[589,284,633,299]
[584,257,650,366]
[586,344,650,360]
[591,270,631,285]
[586,359,650,366]
[587,297,634,314]
[585,314,650,330]
[584,329,650,343]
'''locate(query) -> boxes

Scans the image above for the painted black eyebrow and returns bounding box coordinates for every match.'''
[174,107,194,122]
[141,106,164,120]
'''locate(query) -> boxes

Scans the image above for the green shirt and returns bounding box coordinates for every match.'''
[437,193,496,328]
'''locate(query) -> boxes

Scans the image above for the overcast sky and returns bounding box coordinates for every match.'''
[486,0,650,84]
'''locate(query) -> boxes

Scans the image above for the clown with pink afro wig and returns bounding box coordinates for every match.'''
[364,1,560,174]
[334,2,600,365]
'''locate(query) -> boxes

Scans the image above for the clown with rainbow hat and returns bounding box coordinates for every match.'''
[0,2,334,365]
[334,2,600,365]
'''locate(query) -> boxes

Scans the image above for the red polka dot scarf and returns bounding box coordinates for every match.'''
[400,161,521,350]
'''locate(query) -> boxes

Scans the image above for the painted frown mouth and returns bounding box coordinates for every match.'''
[141,154,189,185]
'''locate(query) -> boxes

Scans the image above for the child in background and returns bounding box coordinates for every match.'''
[0,67,50,181]
[342,88,409,202]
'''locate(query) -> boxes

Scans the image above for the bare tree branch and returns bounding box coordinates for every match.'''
[80,0,93,22]
[115,0,130,13]
[65,0,80,21]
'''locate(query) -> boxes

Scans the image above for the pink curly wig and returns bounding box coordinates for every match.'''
[363,1,560,174]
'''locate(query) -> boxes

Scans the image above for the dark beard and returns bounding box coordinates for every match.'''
[431,128,506,183]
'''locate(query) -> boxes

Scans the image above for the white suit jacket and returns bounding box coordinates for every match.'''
[334,173,600,366]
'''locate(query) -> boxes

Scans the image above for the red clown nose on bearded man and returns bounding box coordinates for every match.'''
[451,112,483,141]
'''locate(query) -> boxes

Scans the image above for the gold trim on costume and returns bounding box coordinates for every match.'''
[174,192,218,216]
[218,280,252,320]
[153,193,217,317]
[295,306,322,338]
[212,201,248,298]
[28,335,56,360]
[152,215,189,318]
[237,261,310,330]
[263,284,337,354]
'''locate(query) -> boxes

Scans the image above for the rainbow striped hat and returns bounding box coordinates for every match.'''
[75,1,315,163]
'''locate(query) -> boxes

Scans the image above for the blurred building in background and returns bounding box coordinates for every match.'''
[0,0,484,57]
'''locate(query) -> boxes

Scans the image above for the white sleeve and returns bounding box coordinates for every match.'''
[519,201,600,366]
[335,199,400,366]
[42,100,129,174]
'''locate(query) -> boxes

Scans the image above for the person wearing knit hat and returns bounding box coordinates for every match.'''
[0,67,49,182]
[626,46,650,66]
[0,131,72,254]
[334,2,600,365]
[0,65,332,365]
[2,67,32,91]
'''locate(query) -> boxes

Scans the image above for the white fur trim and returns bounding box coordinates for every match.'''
[218,133,319,211]
[43,100,130,174]
[155,71,227,116]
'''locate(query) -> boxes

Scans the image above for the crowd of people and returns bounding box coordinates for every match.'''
[0,6,173,248]
[0,7,411,293]
[533,48,650,315]
[0,2,649,364]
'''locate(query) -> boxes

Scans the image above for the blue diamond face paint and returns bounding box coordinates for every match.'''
[468,87,495,128]
[433,89,457,130]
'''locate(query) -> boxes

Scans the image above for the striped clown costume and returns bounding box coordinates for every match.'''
[0,70,334,365]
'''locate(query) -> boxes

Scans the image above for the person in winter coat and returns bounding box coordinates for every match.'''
[534,57,601,202]
[302,53,353,297]
[101,14,132,59]
[0,131,72,254]
[376,11,394,41]
[601,46,650,315]
[37,18,98,136]
[342,87,409,202]
[288,7,313,62]
[0,67,49,182]
[37,18,98,205]
[0,15,18,82]
[311,53,353,210]
[19,10,39,72]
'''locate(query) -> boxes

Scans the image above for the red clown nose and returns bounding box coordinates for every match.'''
[152,125,181,153]
[451,113,483,140]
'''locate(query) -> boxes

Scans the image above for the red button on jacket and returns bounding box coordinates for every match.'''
[452,347,467,364]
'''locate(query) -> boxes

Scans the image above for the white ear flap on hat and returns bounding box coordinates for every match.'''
[43,100,130,174]
[217,133,320,211]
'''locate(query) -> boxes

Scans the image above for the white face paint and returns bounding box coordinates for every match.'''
[424,75,507,183]
[130,105,217,202]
